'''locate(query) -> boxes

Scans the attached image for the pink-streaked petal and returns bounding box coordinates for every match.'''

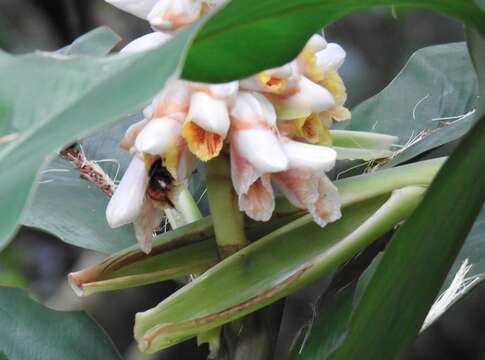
[106,156,148,228]
[152,80,190,117]
[230,138,261,195]
[134,200,164,254]
[239,175,275,222]
[120,32,172,53]
[272,167,319,209]
[231,91,276,128]
[148,0,202,30]
[309,174,342,227]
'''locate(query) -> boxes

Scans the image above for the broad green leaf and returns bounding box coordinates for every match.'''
[0,25,197,250]
[0,287,121,360]
[58,27,120,56]
[68,217,217,296]
[183,0,485,82]
[22,157,136,254]
[341,42,478,167]
[134,187,424,353]
[22,118,135,254]
[330,116,485,360]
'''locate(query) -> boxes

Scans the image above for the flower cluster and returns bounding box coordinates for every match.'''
[105,0,351,253]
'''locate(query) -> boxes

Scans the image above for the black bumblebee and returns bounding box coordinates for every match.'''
[147,159,176,208]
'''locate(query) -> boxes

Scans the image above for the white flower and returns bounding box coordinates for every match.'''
[106,156,148,228]
[270,76,336,120]
[181,81,239,161]
[148,0,203,31]
[120,32,172,53]
[105,0,161,18]
[315,43,346,71]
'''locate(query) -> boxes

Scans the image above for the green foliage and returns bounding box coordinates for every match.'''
[134,188,423,352]
[184,0,485,82]
[0,287,121,360]
[0,26,196,250]
[343,42,479,167]
[329,115,485,359]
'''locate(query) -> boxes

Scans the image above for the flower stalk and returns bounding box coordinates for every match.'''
[206,153,248,259]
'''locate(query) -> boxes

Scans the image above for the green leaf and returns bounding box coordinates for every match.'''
[0,287,121,360]
[183,0,485,82]
[58,27,120,56]
[329,116,485,359]
[291,255,381,359]
[134,187,424,353]
[22,157,135,254]
[22,118,135,254]
[341,42,479,167]
[0,25,197,250]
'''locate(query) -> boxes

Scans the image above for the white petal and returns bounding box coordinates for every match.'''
[233,129,288,173]
[152,80,190,116]
[309,175,342,227]
[105,0,159,18]
[272,77,335,120]
[207,81,239,99]
[239,62,300,95]
[106,156,148,228]
[305,34,327,52]
[135,116,182,155]
[120,119,148,151]
[315,43,346,71]
[134,200,164,254]
[189,92,230,135]
[231,91,276,127]
[120,32,172,53]
[230,139,262,195]
[272,168,319,209]
[282,139,336,172]
[238,175,275,222]
[174,145,197,181]
[148,0,202,30]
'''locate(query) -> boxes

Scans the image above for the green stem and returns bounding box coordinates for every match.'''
[330,130,398,150]
[174,185,203,223]
[206,154,247,259]
[134,187,426,352]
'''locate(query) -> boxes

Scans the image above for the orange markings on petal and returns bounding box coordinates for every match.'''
[182,119,223,162]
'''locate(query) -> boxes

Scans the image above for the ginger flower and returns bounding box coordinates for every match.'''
[105,3,352,253]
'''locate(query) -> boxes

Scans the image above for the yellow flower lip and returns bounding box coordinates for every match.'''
[182,118,224,162]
